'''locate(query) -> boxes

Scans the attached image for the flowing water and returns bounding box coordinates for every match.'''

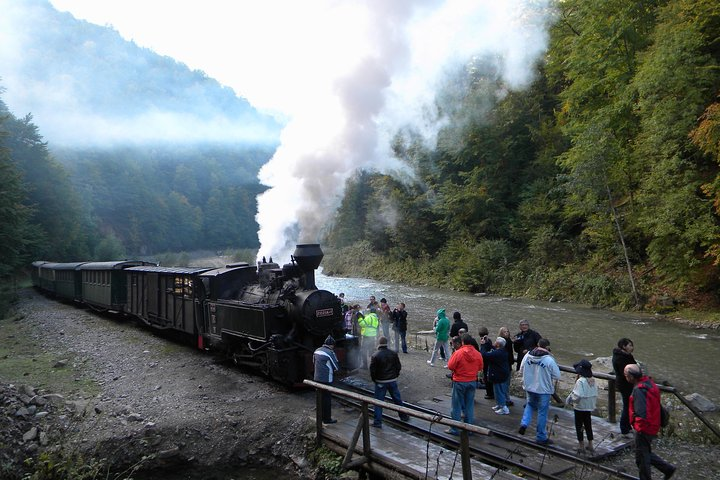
[318,271,720,404]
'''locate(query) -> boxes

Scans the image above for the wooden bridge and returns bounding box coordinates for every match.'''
[306,379,638,480]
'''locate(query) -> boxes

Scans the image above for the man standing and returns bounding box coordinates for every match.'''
[427,308,450,367]
[449,311,468,338]
[313,335,340,424]
[391,302,408,353]
[358,307,379,369]
[370,336,411,428]
[518,338,560,445]
[624,364,676,479]
[446,333,484,435]
[513,319,542,371]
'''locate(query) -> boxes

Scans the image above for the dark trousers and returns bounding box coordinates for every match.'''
[574,410,593,442]
[634,432,675,480]
[620,388,632,434]
[320,382,333,422]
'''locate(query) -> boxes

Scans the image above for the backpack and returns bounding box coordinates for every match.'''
[660,405,670,428]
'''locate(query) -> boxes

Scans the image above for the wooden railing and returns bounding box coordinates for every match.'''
[556,364,720,440]
[304,379,490,480]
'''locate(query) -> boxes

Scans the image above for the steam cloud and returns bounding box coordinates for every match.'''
[255,0,554,262]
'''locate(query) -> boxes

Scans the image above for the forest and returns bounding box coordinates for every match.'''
[2,0,720,318]
[322,0,720,313]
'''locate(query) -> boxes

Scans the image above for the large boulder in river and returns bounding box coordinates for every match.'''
[686,393,717,412]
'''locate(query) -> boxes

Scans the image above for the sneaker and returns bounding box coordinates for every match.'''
[492,405,503,412]
[372,422,382,428]
[518,425,527,435]
[427,360,434,366]
[444,428,459,436]
[664,466,676,479]
[323,419,337,425]
[443,364,448,368]
[506,400,514,406]
[495,407,510,415]
[399,414,410,422]
[484,395,495,400]
[536,439,554,446]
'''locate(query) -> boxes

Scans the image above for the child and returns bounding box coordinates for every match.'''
[566,359,598,454]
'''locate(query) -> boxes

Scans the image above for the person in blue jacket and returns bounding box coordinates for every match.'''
[313,335,340,424]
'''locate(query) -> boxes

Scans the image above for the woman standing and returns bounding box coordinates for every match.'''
[612,338,636,436]
[498,326,515,406]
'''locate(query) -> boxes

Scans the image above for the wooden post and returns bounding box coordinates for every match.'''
[362,402,371,457]
[608,377,617,424]
[315,389,323,447]
[460,430,472,480]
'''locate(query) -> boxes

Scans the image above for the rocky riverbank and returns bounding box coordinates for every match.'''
[2,289,719,479]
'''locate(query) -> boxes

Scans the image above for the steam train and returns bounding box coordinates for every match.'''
[31,244,357,385]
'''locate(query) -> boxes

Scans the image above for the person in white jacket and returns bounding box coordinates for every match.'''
[566,359,599,454]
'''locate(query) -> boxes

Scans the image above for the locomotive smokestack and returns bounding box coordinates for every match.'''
[293,244,323,289]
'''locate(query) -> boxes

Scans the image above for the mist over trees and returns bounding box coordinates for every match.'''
[324,0,720,310]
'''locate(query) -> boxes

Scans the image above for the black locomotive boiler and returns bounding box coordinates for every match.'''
[32,244,357,386]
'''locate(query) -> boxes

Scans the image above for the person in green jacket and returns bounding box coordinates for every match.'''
[427,308,450,367]
[358,307,380,369]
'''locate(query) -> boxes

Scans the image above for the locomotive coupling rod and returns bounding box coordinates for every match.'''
[304,379,491,436]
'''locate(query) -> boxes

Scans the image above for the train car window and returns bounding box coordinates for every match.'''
[183,277,193,297]
[174,276,183,295]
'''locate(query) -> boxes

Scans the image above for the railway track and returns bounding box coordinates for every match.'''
[334,380,637,480]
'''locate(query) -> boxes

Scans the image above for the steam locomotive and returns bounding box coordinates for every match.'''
[31,244,357,385]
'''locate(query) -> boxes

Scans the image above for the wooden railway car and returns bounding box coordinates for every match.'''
[78,261,154,312]
[47,262,88,302]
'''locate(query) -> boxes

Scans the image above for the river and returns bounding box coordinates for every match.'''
[317,271,720,404]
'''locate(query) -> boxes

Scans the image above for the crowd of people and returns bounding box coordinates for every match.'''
[315,294,675,479]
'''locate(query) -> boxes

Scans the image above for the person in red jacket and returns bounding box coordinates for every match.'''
[445,333,484,435]
[624,364,676,480]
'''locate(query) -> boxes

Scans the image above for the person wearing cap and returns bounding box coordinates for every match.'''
[518,338,560,445]
[313,335,340,424]
[513,320,542,371]
[566,359,598,454]
[624,363,676,479]
[369,336,410,428]
[358,307,380,369]
[481,337,512,415]
[427,308,450,367]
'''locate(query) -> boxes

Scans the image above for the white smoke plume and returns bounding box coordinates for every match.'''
[255,0,554,262]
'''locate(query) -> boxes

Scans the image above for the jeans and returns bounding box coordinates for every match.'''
[521,392,551,441]
[493,379,509,408]
[381,320,391,339]
[393,328,407,353]
[450,381,477,433]
[374,381,406,425]
[429,339,449,365]
[635,432,675,479]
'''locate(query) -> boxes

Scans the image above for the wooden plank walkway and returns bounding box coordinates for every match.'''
[320,387,634,479]
[415,390,632,459]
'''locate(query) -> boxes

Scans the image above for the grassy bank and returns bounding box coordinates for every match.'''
[322,242,720,329]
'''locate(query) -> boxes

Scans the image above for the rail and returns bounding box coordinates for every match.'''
[304,379,490,480]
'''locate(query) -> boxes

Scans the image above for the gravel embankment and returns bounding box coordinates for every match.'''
[2,289,719,479]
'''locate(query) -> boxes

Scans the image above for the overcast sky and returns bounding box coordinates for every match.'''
[44,0,553,261]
